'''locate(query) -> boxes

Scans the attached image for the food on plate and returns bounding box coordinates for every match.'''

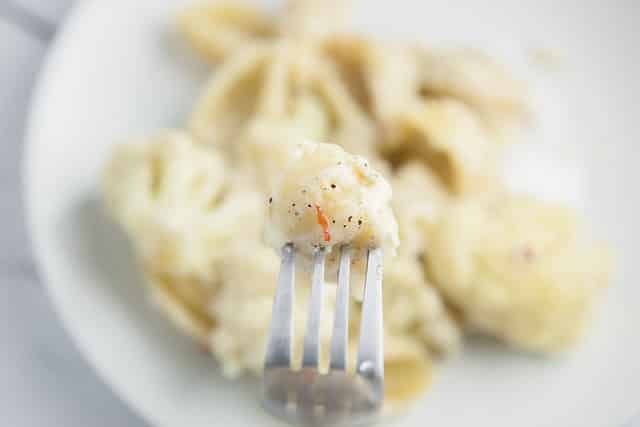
[390,161,449,257]
[330,40,420,136]
[264,140,398,277]
[384,257,461,356]
[189,41,377,162]
[426,193,612,351]
[386,98,498,194]
[280,0,350,39]
[102,0,614,409]
[104,130,231,284]
[103,131,263,342]
[177,2,277,63]
[415,47,530,124]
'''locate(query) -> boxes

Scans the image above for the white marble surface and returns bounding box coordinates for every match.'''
[0,1,147,425]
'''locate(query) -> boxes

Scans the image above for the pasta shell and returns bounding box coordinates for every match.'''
[415,47,531,142]
[426,193,613,352]
[189,41,379,163]
[388,98,499,195]
[177,2,277,63]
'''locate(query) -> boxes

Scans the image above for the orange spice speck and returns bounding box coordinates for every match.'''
[314,205,331,242]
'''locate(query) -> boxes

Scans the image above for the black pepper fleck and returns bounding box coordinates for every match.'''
[292,203,296,207]
[268,197,272,204]
[348,216,352,222]
[358,219,363,225]
[331,184,336,189]
[307,204,312,208]
[332,220,336,224]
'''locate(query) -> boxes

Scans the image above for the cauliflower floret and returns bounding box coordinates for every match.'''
[426,193,612,352]
[103,131,265,340]
[104,130,226,234]
[264,140,399,277]
[388,98,498,195]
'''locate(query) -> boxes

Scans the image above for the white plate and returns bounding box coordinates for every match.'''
[24,1,640,426]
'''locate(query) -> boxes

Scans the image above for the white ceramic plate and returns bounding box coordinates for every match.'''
[24,1,640,426]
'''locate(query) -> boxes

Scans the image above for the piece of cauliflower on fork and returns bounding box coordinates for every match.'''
[262,139,399,424]
[264,139,398,279]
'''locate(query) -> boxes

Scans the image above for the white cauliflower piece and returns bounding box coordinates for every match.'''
[103,131,265,338]
[427,193,612,352]
[264,140,399,277]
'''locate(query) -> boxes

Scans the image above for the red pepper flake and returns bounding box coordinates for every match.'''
[521,246,535,262]
[314,205,331,242]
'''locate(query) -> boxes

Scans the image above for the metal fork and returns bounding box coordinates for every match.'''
[263,243,384,426]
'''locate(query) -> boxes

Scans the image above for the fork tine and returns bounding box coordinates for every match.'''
[357,248,384,380]
[330,245,351,371]
[302,248,326,368]
[264,243,296,369]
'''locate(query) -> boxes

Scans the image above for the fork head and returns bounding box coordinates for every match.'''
[263,243,384,426]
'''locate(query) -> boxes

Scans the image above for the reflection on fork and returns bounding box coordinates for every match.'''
[263,243,384,426]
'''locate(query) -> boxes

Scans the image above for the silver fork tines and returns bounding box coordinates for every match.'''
[302,248,326,368]
[330,245,351,371]
[263,243,384,426]
[264,243,296,369]
[357,248,384,381]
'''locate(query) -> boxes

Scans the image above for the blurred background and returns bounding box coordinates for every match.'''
[0,1,147,425]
